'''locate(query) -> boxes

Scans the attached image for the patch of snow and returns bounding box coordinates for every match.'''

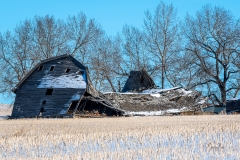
[59,109,67,114]
[197,97,208,104]
[126,107,189,116]
[127,111,164,116]
[166,109,180,113]
[70,93,81,101]
[103,92,151,95]
[142,87,180,94]
[167,107,189,113]
[37,73,86,88]
[177,88,193,96]
[150,94,161,98]
[76,70,87,82]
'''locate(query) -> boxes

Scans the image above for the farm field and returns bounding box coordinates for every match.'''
[0,104,12,119]
[0,115,240,159]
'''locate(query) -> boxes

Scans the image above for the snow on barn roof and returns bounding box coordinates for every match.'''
[12,54,87,92]
[37,73,87,89]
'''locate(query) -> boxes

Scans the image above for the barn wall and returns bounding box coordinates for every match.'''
[12,56,87,118]
[12,88,85,117]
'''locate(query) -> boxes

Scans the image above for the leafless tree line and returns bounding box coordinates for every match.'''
[0,2,239,105]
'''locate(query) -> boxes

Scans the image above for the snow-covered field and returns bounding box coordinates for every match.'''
[0,116,240,159]
[0,104,12,119]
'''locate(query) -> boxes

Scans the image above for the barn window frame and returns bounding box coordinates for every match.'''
[38,65,44,71]
[65,68,71,73]
[49,66,55,71]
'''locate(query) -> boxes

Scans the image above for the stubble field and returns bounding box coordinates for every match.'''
[0,115,240,159]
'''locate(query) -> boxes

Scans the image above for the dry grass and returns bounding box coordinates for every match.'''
[0,115,240,159]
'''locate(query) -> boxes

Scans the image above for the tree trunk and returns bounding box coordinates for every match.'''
[219,83,227,105]
[161,62,165,89]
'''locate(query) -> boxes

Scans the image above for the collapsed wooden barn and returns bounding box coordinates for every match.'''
[11,54,124,118]
[105,69,209,115]
[10,54,209,118]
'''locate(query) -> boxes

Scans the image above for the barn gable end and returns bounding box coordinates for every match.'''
[11,55,88,118]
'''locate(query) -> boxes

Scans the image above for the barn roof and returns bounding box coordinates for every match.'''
[12,54,87,93]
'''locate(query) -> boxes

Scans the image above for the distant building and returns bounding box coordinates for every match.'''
[202,105,226,114]
[226,98,240,113]
[11,54,124,118]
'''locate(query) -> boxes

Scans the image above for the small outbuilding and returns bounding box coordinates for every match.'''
[226,98,240,113]
[11,54,124,118]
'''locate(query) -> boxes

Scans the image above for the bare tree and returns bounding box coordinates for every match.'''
[143,1,181,89]
[67,13,104,65]
[90,36,123,92]
[122,25,152,71]
[33,15,69,59]
[182,5,240,104]
[0,20,37,94]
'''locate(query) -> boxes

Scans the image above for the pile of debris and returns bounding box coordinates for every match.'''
[103,69,208,116]
[104,87,208,116]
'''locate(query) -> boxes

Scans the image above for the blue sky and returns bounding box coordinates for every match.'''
[0,0,240,104]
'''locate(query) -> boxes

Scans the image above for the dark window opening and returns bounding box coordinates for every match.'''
[49,66,55,71]
[42,100,46,105]
[40,107,45,112]
[65,68,71,73]
[140,76,144,83]
[38,65,44,71]
[45,89,53,95]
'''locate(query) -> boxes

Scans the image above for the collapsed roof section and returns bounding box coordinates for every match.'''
[105,87,208,115]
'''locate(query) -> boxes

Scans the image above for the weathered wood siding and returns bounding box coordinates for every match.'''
[12,89,85,117]
[12,56,87,118]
